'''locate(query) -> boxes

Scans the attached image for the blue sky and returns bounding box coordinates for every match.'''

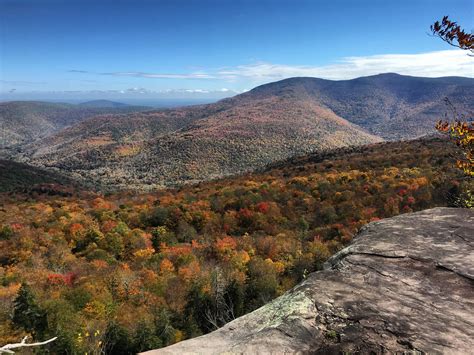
[0,0,473,101]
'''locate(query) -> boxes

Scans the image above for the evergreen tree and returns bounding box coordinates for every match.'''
[12,283,47,338]
[131,321,162,353]
[103,321,133,355]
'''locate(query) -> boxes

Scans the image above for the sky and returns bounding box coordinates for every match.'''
[0,0,473,102]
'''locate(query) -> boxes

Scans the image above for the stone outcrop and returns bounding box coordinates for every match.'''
[142,207,474,354]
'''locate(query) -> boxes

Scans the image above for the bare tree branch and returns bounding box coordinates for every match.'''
[0,336,57,354]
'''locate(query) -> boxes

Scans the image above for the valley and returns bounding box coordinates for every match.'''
[0,75,472,354]
[3,74,473,191]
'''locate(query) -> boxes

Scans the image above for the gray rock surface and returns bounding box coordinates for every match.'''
[142,207,474,355]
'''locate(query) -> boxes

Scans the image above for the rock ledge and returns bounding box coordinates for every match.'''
[142,208,474,354]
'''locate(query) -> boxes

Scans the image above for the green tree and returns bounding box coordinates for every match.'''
[245,257,278,310]
[0,225,13,240]
[144,206,169,227]
[132,321,162,353]
[12,283,47,338]
[103,321,133,355]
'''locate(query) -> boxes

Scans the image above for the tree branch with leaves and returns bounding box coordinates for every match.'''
[432,17,473,207]
[431,16,474,54]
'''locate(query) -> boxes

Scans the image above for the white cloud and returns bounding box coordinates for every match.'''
[69,50,472,86]
[184,89,210,93]
[126,87,151,94]
[215,50,473,81]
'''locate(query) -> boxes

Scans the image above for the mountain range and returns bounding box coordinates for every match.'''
[2,73,473,190]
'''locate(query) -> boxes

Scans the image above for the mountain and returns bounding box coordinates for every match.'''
[78,100,130,108]
[142,207,474,355]
[18,97,380,190]
[11,74,474,190]
[229,73,474,140]
[0,101,150,147]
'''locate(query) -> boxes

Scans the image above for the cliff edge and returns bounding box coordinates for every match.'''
[142,207,474,354]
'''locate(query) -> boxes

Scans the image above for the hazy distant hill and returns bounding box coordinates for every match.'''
[12,73,474,190]
[78,100,130,108]
[0,101,150,147]
[21,102,228,160]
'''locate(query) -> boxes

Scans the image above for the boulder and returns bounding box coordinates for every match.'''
[142,207,474,354]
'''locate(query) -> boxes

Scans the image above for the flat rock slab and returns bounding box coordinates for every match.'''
[142,207,474,355]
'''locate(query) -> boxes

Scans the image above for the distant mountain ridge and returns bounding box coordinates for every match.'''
[0,100,150,147]
[7,73,474,190]
[78,100,130,108]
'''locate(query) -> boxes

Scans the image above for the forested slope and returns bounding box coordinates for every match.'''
[0,137,464,353]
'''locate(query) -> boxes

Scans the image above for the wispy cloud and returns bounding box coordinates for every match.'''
[68,70,89,74]
[111,87,239,94]
[13,88,240,96]
[69,70,214,79]
[69,50,473,83]
[0,79,47,85]
[103,72,214,79]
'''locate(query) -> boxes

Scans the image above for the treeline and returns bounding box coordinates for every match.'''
[0,137,463,353]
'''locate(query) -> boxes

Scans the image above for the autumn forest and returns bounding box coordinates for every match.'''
[0,137,465,354]
[1,2,473,353]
